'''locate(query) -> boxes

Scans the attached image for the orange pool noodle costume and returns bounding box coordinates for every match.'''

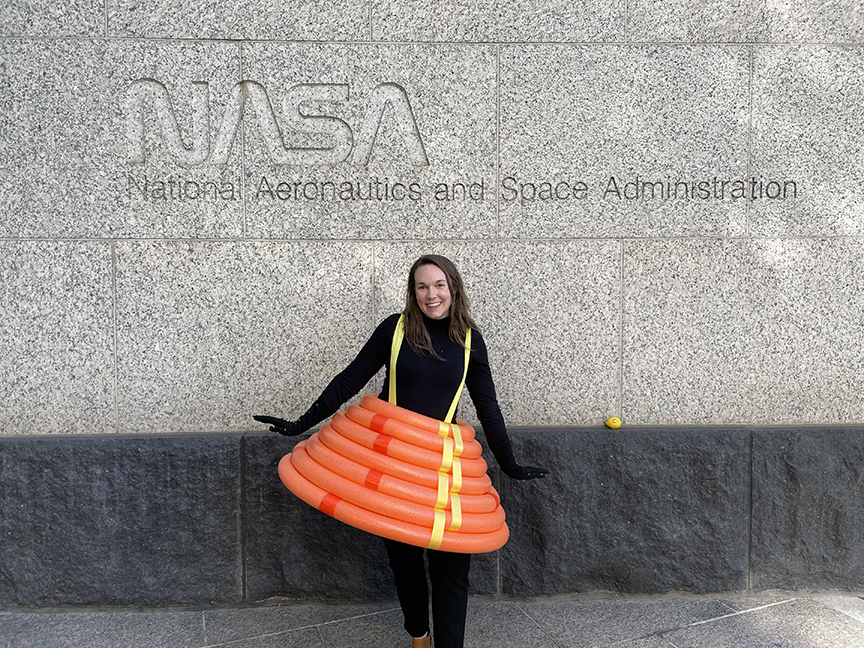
[278,317,509,553]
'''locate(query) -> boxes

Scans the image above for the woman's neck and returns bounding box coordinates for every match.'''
[421,312,451,330]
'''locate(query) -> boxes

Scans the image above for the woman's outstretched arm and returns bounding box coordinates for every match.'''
[254,314,400,435]
[464,331,549,480]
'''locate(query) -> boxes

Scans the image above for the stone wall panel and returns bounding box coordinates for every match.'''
[0,436,240,607]
[0,40,243,239]
[751,427,864,591]
[0,242,115,435]
[499,45,750,238]
[499,428,750,596]
[751,46,864,236]
[623,239,864,425]
[115,241,375,434]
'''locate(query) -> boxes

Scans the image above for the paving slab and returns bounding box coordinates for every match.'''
[659,598,864,648]
[203,604,398,645]
[2,596,864,648]
[0,610,204,648]
[821,596,864,625]
[517,598,734,648]
[464,602,558,648]
[315,608,405,648]
[205,626,325,648]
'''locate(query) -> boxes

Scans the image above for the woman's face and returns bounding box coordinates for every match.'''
[414,264,452,319]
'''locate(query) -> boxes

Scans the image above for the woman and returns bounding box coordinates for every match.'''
[255,254,547,648]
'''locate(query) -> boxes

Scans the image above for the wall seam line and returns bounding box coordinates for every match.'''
[496,467,503,597]
[103,0,109,38]
[239,434,248,602]
[745,45,754,237]
[624,0,628,42]
[7,235,864,244]
[4,36,864,46]
[111,240,119,434]
[747,429,754,591]
[371,243,377,331]
[496,44,501,240]
[618,241,625,418]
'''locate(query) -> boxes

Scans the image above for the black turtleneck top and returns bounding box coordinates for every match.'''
[295,313,517,473]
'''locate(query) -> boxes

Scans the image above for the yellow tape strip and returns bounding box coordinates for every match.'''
[388,315,405,405]
[447,420,464,531]
[452,423,463,457]
[438,421,450,437]
[428,510,445,550]
[449,494,462,532]
[435,472,448,509]
[451,457,462,494]
[439,437,454,473]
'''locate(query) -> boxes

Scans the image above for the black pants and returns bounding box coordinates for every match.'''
[384,538,472,648]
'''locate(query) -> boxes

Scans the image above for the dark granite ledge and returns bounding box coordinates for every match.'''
[1,426,863,607]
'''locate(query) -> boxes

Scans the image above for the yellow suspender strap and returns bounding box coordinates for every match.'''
[389,316,472,422]
[444,328,471,424]
[388,315,405,405]
[386,316,471,550]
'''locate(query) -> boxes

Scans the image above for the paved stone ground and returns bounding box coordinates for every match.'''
[1,595,863,648]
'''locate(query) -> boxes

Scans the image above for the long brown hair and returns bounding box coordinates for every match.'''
[403,255,478,359]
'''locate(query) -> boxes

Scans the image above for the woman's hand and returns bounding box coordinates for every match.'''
[505,465,549,480]
[253,415,302,436]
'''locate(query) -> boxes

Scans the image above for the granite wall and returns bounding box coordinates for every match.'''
[2,2,864,606]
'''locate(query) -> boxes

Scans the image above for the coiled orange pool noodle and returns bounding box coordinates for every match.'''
[330,412,488,477]
[345,405,483,459]
[278,394,509,553]
[305,435,499,513]
[317,423,494,497]
[359,394,477,442]
[292,444,505,532]
[279,453,509,553]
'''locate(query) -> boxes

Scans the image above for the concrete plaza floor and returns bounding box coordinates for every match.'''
[2,594,863,647]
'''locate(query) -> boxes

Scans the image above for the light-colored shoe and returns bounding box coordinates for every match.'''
[411,632,431,648]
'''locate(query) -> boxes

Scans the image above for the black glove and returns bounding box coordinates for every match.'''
[253,415,302,436]
[504,465,549,480]
[487,435,549,480]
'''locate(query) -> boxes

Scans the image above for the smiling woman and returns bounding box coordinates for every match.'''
[414,263,452,319]
[253,254,548,648]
